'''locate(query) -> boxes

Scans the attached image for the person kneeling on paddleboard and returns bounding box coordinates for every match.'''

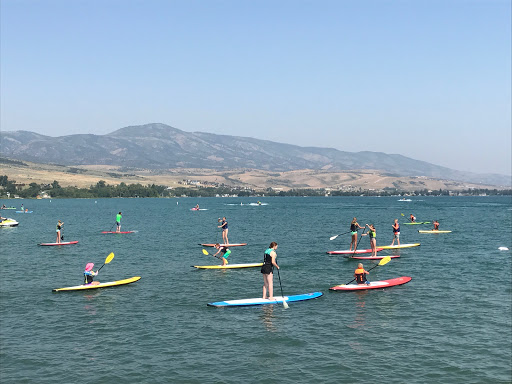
[409,214,416,223]
[433,220,440,230]
[354,263,370,285]
[84,263,99,285]
[213,243,231,266]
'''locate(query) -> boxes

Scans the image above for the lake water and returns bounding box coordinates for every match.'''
[1,196,511,383]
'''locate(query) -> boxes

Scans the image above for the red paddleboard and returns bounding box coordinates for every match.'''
[344,255,400,260]
[200,243,247,247]
[39,241,79,246]
[327,248,383,255]
[101,231,135,234]
[330,276,412,291]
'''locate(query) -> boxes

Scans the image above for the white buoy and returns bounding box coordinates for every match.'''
[498,247,509,251]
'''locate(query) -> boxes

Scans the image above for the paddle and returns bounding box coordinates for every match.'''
[342,256,392,285]
[329,230,351,241]
[276,268,289,309]
[97,252,115,272]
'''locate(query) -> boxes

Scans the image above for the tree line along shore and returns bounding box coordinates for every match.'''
[1,175,510,199]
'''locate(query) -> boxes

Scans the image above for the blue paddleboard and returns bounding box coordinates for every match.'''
[207,292,323,307]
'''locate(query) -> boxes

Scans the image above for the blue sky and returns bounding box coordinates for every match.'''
[1,0,510,176]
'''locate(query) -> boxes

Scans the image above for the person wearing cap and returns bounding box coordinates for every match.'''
[84,263,99,285]
[56,220,64,244]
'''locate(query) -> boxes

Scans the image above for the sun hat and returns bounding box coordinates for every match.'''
[85,263,94,272]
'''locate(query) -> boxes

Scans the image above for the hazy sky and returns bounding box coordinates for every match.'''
[1,0,511,176]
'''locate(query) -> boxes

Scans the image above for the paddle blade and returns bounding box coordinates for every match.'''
[329,235,338,241]
[105,252,115,264]
[202,249,209,255]
[283,300,289,309]
[378,256,392,266]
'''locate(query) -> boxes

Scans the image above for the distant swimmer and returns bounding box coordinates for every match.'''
[391,219,400,246]
[116,212,122,233]
[354,263,370,285]
[349,218,365,251]
[213,243,231,266]
[83,263,99,285]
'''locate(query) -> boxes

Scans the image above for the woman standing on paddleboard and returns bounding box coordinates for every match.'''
[218,217,229,245]
[391,219,400,246]
[261,242,280,301]
[56,220,64,244]
[349,218,364,251]
[362,224,377,257]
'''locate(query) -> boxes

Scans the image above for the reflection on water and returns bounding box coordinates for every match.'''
[348,292,368,330]
[260,305,278,332]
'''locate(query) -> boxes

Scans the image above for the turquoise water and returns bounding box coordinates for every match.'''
[1,196,511,383]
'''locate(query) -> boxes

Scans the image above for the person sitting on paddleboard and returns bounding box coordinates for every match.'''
[433,220,440,230]
[350,217,365,251]
[354,263,370,285]
[261,242,279,301]
[362,224,377,257]
[218,217,229,245]
[410,214,416,223]
[213,243,231,266]
[116,212,122,233]
[391,219,400,246]
[56,220,64,244]
[83,263,99,285]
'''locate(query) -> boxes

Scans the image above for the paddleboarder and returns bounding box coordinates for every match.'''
[212,243,231,266]
[409,214,416,223]
[349,218,365,251]
[83,263,99,285]
[391,219,401,246]
[218,217,229,245]
[362,224,377,257]
[433,220,440,230]
[116,212,122,233]
[354,263,370,285]
[261,242,280,301]
[56,220,64,244]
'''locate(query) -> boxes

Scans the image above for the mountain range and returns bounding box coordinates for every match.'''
[0,123,509,186]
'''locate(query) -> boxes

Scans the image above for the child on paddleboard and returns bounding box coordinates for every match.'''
[261,242,280,300]
[409,214,416,223]
[213,243,231,266]
[84,263,99,285]
[433,220,440,230]
[354,263,370,285]
[362,224,377,257]
[391,219,400,246]
[349,217,365,251]
[116,212,122,233]
[56,220,64,244]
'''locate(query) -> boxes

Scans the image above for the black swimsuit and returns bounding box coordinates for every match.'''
[261,250,274,275]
